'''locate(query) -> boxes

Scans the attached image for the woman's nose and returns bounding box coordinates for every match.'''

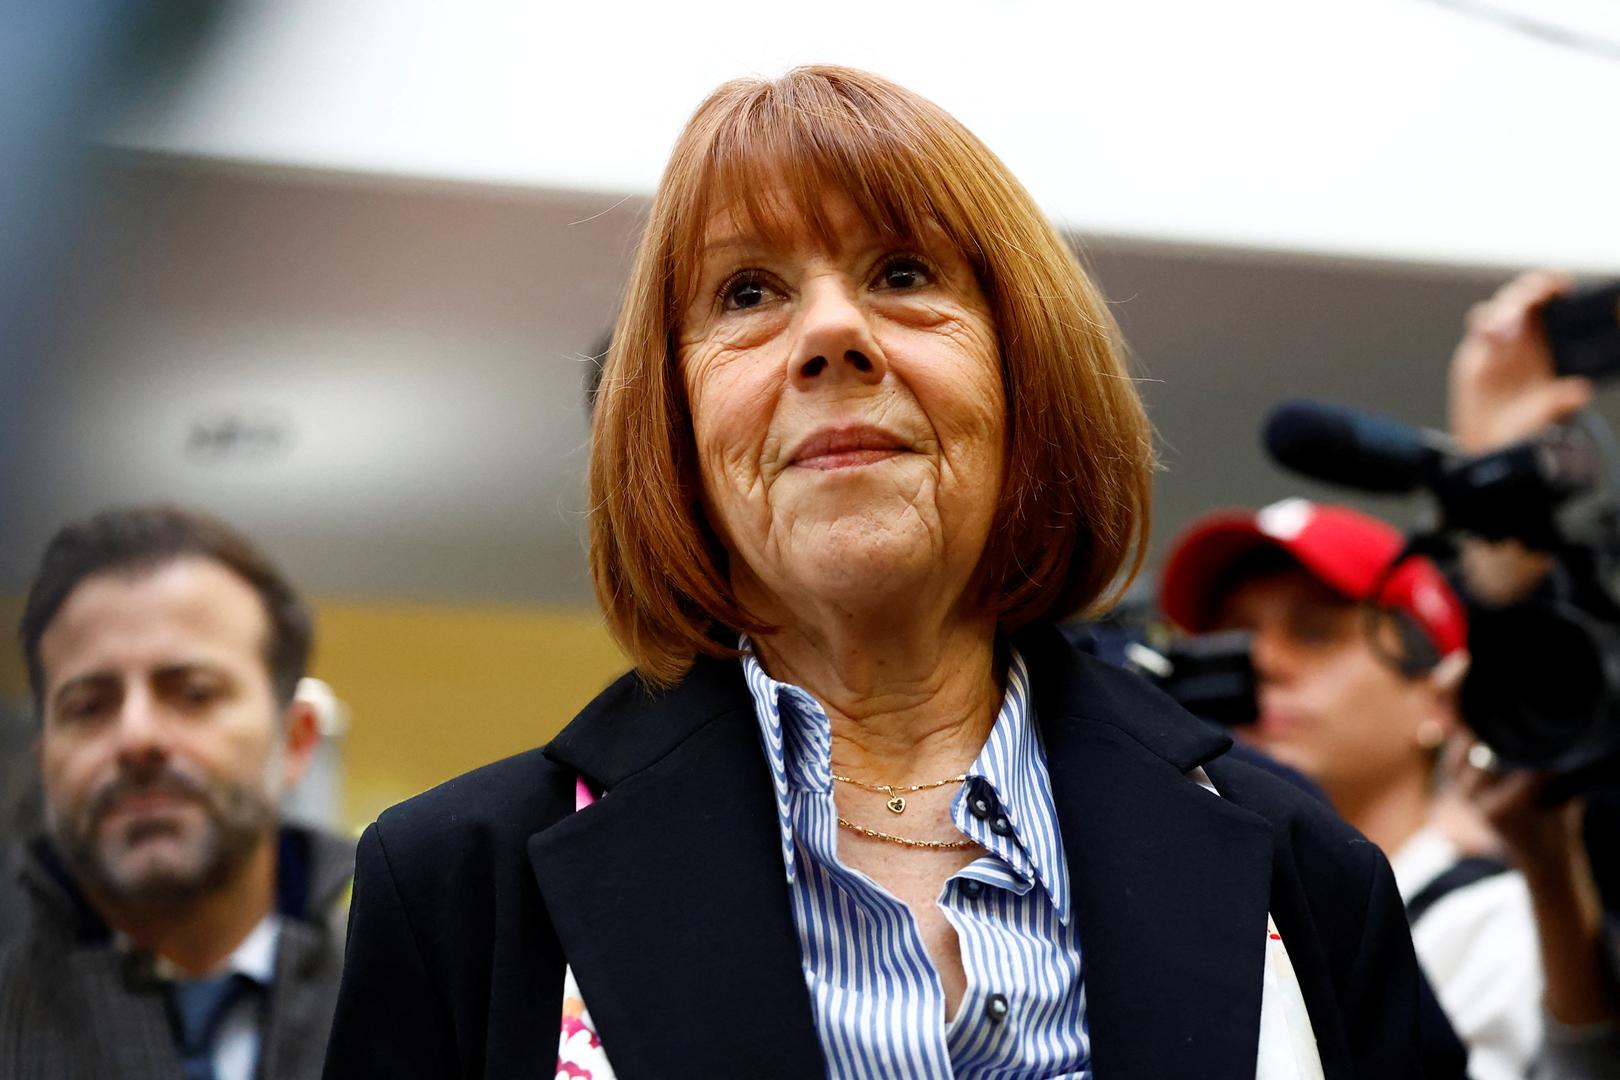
[789,283,886,389]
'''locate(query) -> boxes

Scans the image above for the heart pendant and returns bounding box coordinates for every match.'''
[886,795,906,814]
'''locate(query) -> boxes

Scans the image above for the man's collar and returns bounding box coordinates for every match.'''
[218,910,279,983]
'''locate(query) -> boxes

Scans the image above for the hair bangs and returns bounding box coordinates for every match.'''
[667,74,982,311]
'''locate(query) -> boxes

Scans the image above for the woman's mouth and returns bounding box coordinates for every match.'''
[789,426,910,471]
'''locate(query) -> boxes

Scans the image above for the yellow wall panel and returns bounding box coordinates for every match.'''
[310,600,627,829]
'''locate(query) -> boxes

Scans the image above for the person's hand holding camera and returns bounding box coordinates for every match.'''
[1445,271,1620,1055]
[1448,749,1615,1030]
[1449,271,1594,606]
[1449,270,1593,454]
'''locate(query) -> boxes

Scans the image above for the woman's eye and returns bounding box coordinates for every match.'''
[1292,610,1348,647]
[875,256,932,291]
[720,273,774,312]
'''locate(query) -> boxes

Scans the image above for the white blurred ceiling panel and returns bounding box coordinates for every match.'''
[102,0,1620,271]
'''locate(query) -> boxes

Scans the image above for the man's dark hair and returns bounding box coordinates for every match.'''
[20,504,313,710]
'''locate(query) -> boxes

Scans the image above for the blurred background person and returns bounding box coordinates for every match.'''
[1444,270,1620,1079]
[326,66,1444,1080]
[0,505,352,1080]
[1157,498,1541,1079]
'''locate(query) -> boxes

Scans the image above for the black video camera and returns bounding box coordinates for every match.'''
[1262,396,1620,788]
[1546,280,1620,382]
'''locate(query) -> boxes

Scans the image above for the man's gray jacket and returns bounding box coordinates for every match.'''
[0,827,353,1080]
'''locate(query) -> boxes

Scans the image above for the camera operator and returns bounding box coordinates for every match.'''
[1158,498,1541,1080]
[1447,269,1620,1080]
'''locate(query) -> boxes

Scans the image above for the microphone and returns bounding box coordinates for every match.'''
[1262,399,1451,494]
[1262,398,1600,547]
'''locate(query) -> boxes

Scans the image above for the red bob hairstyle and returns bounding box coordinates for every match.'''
[589,65,1155,685]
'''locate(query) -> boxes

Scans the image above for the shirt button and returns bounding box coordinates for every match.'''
[968,793,995,820]
[985,993,1010,1024]
[990,815,1013,837]
[959,878,984,900]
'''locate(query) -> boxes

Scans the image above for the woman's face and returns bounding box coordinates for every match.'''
[1212,567,1452,811]
[677,190,1005,619]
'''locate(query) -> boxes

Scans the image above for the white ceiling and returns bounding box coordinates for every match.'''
[103,0,1620,271]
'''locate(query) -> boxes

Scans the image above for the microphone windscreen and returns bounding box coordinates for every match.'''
[1262,399,1432,494]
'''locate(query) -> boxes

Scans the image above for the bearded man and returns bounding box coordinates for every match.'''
[0,505,352,1080]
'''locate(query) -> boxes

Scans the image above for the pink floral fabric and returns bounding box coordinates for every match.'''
[556,966,611,1079]
[555,778,615,1080]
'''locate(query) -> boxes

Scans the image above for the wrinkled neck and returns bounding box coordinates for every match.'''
[751,614,1002,786]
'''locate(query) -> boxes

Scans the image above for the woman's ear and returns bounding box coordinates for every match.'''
[1415,717,1449,751]
[1415,651,1470,750]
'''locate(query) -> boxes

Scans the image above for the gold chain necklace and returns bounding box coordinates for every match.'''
[836,816,978,851]
[829,772,968,815]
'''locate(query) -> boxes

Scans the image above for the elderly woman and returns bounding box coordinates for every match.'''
[324,67,1440,1079]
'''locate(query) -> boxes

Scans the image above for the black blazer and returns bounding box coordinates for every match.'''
[324,625,1456,1079]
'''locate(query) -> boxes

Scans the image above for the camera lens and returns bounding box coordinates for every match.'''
[1462,604,1620,775]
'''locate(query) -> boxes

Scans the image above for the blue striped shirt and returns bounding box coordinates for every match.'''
[742,644,1092,1079]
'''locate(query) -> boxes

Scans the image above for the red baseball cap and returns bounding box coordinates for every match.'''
[1158,498,1468,658]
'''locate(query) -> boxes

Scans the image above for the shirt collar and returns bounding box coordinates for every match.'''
[740,644,809,881]
[953,648,1072,924]
[740,642,1072,922]
[224,914,280,984]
